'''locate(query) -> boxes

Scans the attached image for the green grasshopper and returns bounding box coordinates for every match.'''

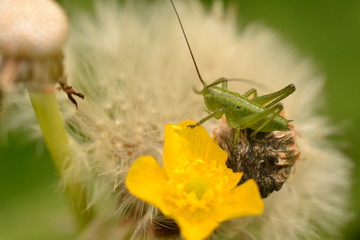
[170,0,295,138]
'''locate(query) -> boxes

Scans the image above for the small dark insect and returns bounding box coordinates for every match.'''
[58,82,84,109]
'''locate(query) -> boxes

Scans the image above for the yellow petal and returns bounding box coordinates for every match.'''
[173,209,219,240]
[222,170,243,191]
[213,179,264,221]
[164,120,228,175]
[125,156,168,208]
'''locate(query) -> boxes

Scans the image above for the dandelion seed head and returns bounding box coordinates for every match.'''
[4,0,352,239]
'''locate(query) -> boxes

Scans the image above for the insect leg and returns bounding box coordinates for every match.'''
[59,82,85,109]
[189,109,225,128]
[252,84,295,107]
[204,77,228,90]
[233,127,241,147]
[250,103,284,138]
[220,78,228,90]
[242,88,258,98]
[226,111,270,145]
[227,103,287,139]
[227,107,274,130]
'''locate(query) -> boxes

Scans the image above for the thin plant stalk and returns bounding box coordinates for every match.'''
[29,90,93,229]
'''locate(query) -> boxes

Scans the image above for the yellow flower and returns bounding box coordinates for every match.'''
[126,120,264,240]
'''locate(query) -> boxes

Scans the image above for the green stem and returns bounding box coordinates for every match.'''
[29,90,93,229]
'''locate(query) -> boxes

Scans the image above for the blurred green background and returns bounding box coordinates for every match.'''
[1,0,359,239]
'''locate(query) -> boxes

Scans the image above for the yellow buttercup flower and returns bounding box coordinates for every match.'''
[126,120,264,240]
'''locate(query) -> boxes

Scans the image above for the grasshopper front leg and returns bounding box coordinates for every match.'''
[220,78,228,90]
[242,88,258,99]
[189,109,225,128]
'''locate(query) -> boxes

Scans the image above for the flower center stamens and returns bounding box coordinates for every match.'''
[186,177,208,199]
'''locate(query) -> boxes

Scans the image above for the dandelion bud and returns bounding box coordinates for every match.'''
[0,0,83,106]
[0,0,68,57]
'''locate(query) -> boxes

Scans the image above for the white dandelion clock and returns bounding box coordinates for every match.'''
[3,0,352,239]
[65,1,351,239]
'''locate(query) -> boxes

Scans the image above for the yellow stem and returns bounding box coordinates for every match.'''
[28,90,92,229]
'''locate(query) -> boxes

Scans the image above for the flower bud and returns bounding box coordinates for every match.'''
[0,0,69,58]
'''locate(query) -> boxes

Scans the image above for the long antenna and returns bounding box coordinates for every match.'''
[170,0,205,85]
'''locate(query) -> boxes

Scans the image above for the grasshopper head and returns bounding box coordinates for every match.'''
[201,86,223,113]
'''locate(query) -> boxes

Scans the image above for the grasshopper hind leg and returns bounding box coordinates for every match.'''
[226,103,285,140]
[252,84,295,107]
[250,103,284,138]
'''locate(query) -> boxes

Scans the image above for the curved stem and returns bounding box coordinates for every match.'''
[28,90,93,229]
